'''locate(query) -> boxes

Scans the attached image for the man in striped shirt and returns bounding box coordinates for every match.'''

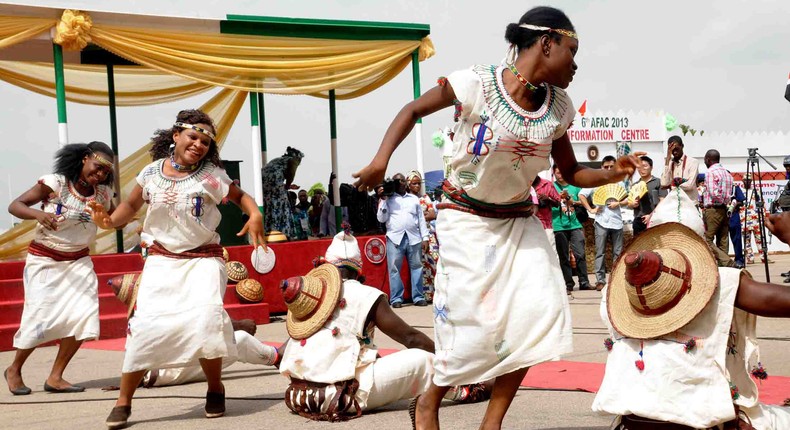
[703,149,734,261]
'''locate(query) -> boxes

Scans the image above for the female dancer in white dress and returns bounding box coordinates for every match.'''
[88,109,266,429]
[353,7,641,430]
[5,141,114,395]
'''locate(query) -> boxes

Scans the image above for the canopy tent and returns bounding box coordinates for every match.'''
[0,6,433,261]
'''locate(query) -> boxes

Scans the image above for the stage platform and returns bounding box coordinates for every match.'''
[0,235,401,352]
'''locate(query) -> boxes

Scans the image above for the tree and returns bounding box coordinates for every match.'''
[678,123,705,137]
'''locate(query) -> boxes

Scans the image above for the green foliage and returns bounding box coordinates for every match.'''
[678,123,705,137]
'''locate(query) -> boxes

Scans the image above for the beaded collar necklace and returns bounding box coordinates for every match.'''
[507,64,540,92]
[170,155,199,172]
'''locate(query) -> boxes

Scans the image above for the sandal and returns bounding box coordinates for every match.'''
[205,391,226,418]
[105,405,131,429]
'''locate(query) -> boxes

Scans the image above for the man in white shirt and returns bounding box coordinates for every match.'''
[659,135,700,202]
[580,156,626,291]
[377,173,430,307]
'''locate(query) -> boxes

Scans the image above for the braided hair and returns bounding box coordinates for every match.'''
[53,141,115,185]
[149,109,223,167]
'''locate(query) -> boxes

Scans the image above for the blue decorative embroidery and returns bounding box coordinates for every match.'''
[434,303,449,323]
[466,114,493,165]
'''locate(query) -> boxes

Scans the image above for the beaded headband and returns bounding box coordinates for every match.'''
[519,23,578,40]
[174,122,216,141]
[91,153,114,169]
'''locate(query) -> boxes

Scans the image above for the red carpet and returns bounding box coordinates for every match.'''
[82,341,790,405]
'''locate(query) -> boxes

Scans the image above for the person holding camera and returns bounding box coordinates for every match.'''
[552,164,591,296]
[777,156,790,282]
[376,172,430,308]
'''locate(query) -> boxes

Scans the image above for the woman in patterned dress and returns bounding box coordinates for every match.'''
[407,170,439,303]
[261,146,304,239]
[353,7,640,429]
[88,109,266,429]
[5,141,115,395]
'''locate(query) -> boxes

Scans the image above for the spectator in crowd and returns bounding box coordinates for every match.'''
[552,165,591,297]
[702,149,734,258]
[729,180,746,268]
[377,173,429,308]
[296,189,310,213]
[532,173,561,249]
[628,155,666,236]
[778,156,790,282]
[307,183,326,237]
[320,173,349,237]
[342,183,381,235]
[660,135,700,202]
[289,191,308,241]
[407,170,438,303]
[580,156,626,291]
[741,178,771,265]
[261,146,304,239]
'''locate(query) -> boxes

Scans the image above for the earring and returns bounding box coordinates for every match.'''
[169,143,175,153]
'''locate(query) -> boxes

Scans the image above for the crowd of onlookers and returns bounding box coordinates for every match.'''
[261,138,790,305]
[259,148,440,305]
[544,135,790,297]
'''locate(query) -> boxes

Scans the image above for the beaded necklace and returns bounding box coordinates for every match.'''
[507,64,540,92]
[170,155,199,172]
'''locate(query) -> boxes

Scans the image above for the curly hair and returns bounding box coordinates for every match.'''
[149,109,223,168]
[53,141,115,186]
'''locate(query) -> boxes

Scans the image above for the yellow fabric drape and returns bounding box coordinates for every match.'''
[0,60,213,106]
[0,88,248,261]
[0,13,434,99]
[89,25,433,98]
[0,16,55,50]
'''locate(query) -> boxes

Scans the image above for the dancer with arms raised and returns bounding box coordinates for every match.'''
[353,7,641,429]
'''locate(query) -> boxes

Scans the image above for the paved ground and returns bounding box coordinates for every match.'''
[1,255,789,429]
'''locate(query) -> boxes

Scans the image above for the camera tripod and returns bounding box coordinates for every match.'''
[743,148,777,282]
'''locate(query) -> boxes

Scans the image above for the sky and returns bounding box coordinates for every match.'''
[1,0,789,230]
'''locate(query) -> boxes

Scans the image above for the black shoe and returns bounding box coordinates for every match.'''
[784,277,790,284]
[781,271,790,277]
[205,391,226,418]
[579,285,593,291]
[391,302,403,308]
[44,382,85,393]
[105,405,131,429]
[414,300,429,307]
[4,369,31,396]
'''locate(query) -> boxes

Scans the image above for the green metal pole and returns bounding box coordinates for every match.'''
[107,64,124,253]
[411,50,425,194]
[257,92,268,165]
[411,50,422,108]
[329,90,342,231]
[52,43,68,146]
[249,92,264,217]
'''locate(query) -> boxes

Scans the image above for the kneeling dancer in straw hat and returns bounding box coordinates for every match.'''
[592,188,790,429]
[278,231,489,421]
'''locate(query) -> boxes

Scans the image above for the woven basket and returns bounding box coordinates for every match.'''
[235,278,264,303]
[226,260,249,282]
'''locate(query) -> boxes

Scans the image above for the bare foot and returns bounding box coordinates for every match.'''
[4,367,28,392]
[415,395,440,430]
